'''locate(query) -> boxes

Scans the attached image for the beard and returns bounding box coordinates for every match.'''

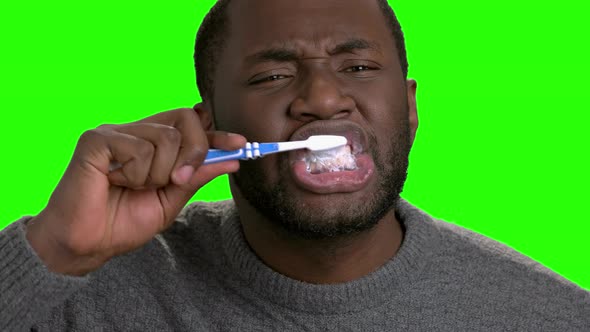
[232,120,411,240]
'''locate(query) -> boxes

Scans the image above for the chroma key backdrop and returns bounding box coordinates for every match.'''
[0,1,588,289]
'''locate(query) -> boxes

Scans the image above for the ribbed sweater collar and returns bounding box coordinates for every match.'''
[219,198,441,314]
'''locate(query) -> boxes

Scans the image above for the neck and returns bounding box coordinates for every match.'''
[235,196,404,284]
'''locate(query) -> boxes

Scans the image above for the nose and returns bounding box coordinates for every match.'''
[288,68,355,121]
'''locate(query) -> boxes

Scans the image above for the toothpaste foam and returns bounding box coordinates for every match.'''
[302,145,357,174]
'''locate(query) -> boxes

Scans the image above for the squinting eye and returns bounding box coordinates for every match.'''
[266,74,286,81]
[345,65,373,72]
[250,74,291,85]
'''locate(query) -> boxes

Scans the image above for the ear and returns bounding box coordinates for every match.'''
[406,79,418,147]
[193,102,214,131]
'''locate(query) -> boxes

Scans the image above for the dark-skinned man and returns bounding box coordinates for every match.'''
[1,0,588,331]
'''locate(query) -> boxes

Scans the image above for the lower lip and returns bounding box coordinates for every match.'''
[289,154,375,194]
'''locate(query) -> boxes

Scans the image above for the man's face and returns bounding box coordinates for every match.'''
[211,0,417,238]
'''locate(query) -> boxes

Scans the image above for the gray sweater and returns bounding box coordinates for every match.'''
[1,199,588,331]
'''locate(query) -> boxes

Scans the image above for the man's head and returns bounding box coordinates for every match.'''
[193,0,418,239]
[195,0,409,103]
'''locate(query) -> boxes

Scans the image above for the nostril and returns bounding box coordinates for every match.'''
[288,91,356,121]
[331,109,352,120]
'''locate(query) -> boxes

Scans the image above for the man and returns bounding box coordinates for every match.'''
[1,0,588,331]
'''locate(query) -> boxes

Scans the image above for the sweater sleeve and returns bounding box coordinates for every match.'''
[0,217,90,331]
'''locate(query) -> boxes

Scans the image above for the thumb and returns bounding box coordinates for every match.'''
[158,160,240,227]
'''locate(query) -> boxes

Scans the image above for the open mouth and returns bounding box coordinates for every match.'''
[302,144,358,174]
[290,124,367,169]
[287,121,375,194]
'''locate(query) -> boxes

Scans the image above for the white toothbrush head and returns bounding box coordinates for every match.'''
[305,135,348,151]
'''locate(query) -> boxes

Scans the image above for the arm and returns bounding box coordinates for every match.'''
[0,218,89,331]
[1,107,246,331]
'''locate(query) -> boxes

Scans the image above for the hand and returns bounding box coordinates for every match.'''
[25,108,246,276]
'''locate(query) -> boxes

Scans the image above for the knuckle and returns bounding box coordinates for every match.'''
[177,107,198,122]
[159,127,182,146]
[80,125,119,145]
[76,130,106,153]
[185,147,206,165]
[78,129,100,143]
[135,141,155,160]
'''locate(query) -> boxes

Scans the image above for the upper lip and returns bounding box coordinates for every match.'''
[288,120,368,156]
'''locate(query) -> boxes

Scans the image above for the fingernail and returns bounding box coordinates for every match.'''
[174,165,195,184]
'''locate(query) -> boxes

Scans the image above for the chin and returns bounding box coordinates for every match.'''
[231,131,410,239]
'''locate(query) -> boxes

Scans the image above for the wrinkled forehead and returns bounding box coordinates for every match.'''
[225,0,393,57]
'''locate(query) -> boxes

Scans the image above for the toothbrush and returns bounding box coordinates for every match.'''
[108,135,347,171]
[203,135,347,165]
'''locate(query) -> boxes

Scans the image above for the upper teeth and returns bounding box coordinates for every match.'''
[302,145,357,173]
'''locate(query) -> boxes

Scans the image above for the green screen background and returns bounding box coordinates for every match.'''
[1,1,588,289]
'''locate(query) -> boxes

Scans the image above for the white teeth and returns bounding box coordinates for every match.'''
[302,145,357,174]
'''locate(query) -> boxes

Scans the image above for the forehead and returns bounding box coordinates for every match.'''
[226,0,392,56]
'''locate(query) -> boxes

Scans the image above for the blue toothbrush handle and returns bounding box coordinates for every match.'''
[258,143,279,155]
[203,148,247,165]
[203,142,282,165]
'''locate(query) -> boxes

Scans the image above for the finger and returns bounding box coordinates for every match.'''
[169,131,247,185]
[133,109,247,186]
[159,160,241,226]
[76,129,155,189]
[206,131,247,150]
[106,144,155,189]
[110,123,182,187]
[136,109,209,173]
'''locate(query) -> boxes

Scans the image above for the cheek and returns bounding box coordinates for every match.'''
[347,73,406,115]
[348,76,409,147]
[215,89,294,141]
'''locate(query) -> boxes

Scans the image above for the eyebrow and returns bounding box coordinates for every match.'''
[244,38,381,64]
[328,38,382,56]
[245,48,299,65]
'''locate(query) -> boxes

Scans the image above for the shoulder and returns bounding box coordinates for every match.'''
[429,218,589,325]
[433,219,572,285]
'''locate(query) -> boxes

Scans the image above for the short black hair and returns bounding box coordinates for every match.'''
[194,0,408,102]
